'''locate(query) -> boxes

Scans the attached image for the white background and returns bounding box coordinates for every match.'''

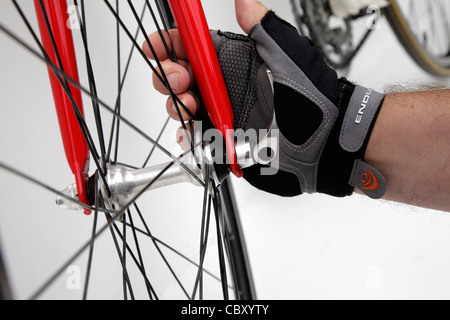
[0,0,449,300]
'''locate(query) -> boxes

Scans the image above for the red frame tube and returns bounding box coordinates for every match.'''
[34,0,91,213]
[167,0,243,178]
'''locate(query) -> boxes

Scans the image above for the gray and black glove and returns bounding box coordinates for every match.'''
[211,11,386,199]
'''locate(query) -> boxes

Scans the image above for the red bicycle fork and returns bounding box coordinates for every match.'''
[35,0,241,214]
[34,0,90,213]
[167,0,243,178]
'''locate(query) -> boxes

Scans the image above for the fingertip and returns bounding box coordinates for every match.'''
[143,29,188,61]
[166,92,198,121]
[142,32,160,59]
[235,0,269,33]
[176,123,195,151]
[153,60,191,95]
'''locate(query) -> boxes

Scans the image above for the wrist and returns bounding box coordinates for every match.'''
[362,90,450,212]
[317,81,386,198]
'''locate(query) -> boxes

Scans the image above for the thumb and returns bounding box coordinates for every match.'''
[235,0,269,34]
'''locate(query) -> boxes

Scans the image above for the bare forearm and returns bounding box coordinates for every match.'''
[363,89,450,212]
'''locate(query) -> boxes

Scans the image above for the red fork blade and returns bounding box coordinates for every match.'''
[167,0,243,178]
[34,0,91,213]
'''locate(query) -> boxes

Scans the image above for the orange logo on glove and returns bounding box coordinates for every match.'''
[362,170,379,191]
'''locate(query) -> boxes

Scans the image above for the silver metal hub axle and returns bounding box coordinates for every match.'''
[56,151,204,212]
[100,153,203,210]
[56,127,278,212]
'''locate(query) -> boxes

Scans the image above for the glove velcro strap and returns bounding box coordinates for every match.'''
[349,160,387,199]
[316,83,385,198]
[340,85,386,199]
[339,85,385,153]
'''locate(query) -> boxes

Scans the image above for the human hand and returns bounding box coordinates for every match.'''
[143,0,268,122]
[144,0,386,199]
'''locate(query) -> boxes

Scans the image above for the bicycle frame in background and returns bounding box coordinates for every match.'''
[292,0,450,75]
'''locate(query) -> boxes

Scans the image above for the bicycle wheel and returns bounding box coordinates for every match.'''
[0,0,255,300]
[385,0,450,76]
[291,0,376,70]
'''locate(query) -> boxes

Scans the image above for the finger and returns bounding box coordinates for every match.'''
[143,29,188,61]
[166,91,198,121]
[235,0,269,34]
[176,122,194,152]
[153,60,193,95]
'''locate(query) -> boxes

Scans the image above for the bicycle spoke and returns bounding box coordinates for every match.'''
[126,0,194,150]
[434,1,450,56]
[403,0,450,58]
[126,209,155,299]
[0,161,115,215]
[103,0,176,168]
[105,212,135,300]
[212,187,230,300]
[0,21,205,186]
[14,0,112,195]
[437,1,450,45]
[0,0,250,300]
[142,116,171,168]
[193,166,213,300]
[83,172,100,300]
[113,0,122,164]
[73,0,109,173]
[4,4,203,184]
[110,221,160,300]
[122,218,224,284]
[145,0,177,63]
[106,0,148,164]
[122,211,128,299]
[133,203,190,299]
[21,158,182,300]
[103,0,195,125]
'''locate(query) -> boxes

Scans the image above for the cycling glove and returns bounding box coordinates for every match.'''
[211,11,386,199]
